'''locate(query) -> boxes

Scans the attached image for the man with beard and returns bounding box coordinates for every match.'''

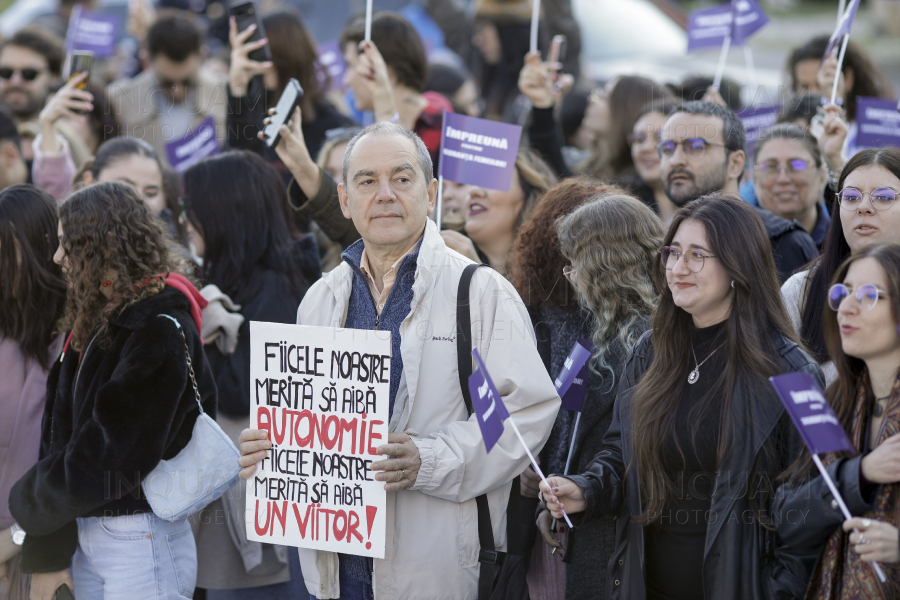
[0,27,91,167]
[659,101,817,282]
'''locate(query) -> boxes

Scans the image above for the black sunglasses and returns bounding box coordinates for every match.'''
[0,67,44,81]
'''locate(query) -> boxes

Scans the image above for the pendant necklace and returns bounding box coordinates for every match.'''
[688,342,725,385]
[873,395,892,417]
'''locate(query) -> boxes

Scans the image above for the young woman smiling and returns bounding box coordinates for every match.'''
[782,147,900,385]
[776,244,900,598]
[539,194,823,600]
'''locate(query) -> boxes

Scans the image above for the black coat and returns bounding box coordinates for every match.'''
[9,286,217,574]
[568,331,824,600]
[754,207,819,284]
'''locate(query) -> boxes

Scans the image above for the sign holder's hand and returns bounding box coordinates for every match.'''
[228,16,273,98]
[38,72,93,154]
[844,518,900,564]
[539,476,585,519]
[372,433,421,492]
[238,428,271,480]
[439,230,480,263]
[817,49,845,101]
[819,103,849,176]
[861,432,900,484]
[536,508,565,556]
[260,106,321,198]
[520,460,542,498]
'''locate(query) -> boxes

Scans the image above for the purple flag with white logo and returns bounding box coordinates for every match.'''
[730,0,769,45]
[556,340,592,412]
[855,97,900,149]
[687,3,733,52]
[770,372,855,455]
[823,0,861,59]
[317,40,347,94]
[686,0,767,52]
[469,348,510,453]
[65,5,119,58]
[440,111,522,192]
[738,104,781,166]
[165,116,220,173]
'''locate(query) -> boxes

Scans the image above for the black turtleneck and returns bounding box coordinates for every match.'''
[645,320,727,600]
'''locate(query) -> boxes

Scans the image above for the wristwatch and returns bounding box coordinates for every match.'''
[10,523,25,546]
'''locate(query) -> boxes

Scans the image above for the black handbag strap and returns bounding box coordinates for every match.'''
[456,264,500,599]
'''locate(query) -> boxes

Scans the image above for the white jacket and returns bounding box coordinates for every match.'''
[295,220,560,599]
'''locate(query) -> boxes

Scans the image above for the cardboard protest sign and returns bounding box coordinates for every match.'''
[246,321,390,558]
[165,116,220,173]
[855,97,900,149]
[769,372,855,455]
[556,340,592,412]
[469,348,510,453]
[65,5,119,58]
[440,111,522,192]
[737,104,781,166]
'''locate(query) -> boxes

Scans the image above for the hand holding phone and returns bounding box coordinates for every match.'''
[230,1,271,63]
[262,79,304,148]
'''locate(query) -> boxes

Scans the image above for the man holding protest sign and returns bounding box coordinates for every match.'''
[239,121,560,600]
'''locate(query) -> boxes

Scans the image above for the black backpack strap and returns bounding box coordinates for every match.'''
[456,263,500,599]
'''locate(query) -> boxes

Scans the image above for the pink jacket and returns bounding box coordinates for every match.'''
[0,337,59,529]
[31,133,77,201]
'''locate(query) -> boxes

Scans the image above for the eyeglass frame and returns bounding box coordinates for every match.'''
[827,283,890,312]
[628,130,661,147]
[660,246,717,273]
[754,158,814,180]
[656,137,729,160]
[837,187,899,211]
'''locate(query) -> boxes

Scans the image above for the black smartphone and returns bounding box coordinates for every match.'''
[263,78,304,148]
[53,583,75,600]
[230,1,271,62]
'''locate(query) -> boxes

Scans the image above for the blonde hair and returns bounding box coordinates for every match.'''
[556,194,664,386]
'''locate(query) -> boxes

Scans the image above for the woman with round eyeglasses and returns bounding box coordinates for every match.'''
[615,98,682,224]
[753,124,830,246]
[782,147,900,386]
[776,243,900,598]
[539,194,823,600]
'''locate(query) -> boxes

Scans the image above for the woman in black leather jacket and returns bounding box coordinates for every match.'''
[542,194,824,600]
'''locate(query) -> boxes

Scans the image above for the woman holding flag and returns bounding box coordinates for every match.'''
[540,194,823,600]
[775,243,900,598]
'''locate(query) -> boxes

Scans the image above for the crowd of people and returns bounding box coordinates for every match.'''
[1,0,900,599]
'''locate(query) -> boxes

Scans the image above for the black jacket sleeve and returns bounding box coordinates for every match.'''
[774,454,874,552]
[527,107,572,178]
[287,170,360,249]
[226,79,270,157]
[772,228,819,284]
[10,322,193,539]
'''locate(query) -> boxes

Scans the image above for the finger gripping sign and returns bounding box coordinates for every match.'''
[247,321,390,558]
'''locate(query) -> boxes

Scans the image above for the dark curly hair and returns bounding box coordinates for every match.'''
[58,182,178,350]
[508,178,625,308]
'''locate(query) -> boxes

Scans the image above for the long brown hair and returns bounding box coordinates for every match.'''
[508,178,621,308]
[263,9,325,117]
[791,243,900,481]
[632,194,798,523]
[0,185,66,369]
[58,182,179,350]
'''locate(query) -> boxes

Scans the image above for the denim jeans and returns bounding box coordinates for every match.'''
[73,513,197,599]
[311,574,373,600]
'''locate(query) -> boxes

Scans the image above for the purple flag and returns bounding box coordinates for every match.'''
[737,104,781,166]
[317,40,347,94]
[686,3,733,52]
[65,6,119,58]
[769,372,855,455]
[469,348,510,453]
[440,111,522,192]
[730,0,769,45]
[855,97,900,149]
[686,0,767,52]
[556,340,592,412]
[823,0,861,59]
[165,116,220,173]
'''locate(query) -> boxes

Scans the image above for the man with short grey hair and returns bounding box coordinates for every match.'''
[239,122,560,600]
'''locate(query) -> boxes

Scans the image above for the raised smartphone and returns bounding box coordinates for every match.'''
[230,1,271,62]
[263,78,304,148]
